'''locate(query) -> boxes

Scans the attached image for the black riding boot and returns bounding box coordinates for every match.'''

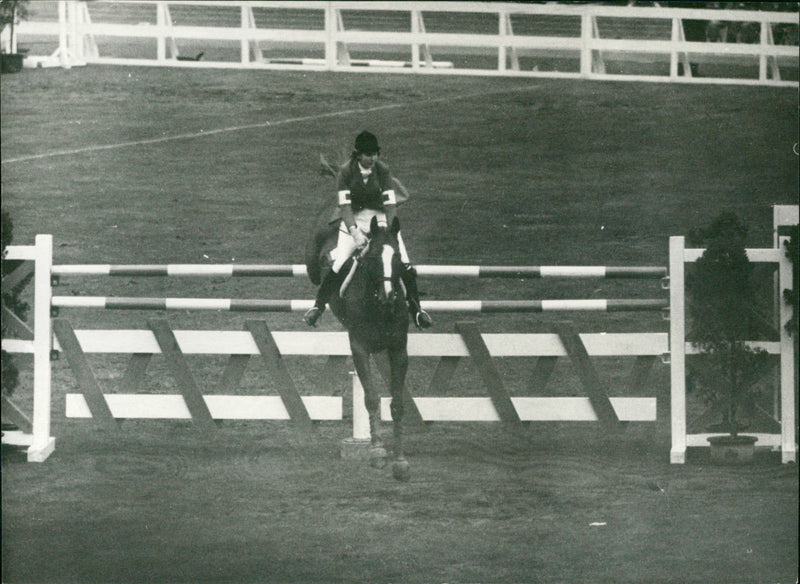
[304,268,344,327]
[400,264,433,329]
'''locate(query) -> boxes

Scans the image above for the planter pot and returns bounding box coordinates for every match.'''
[707,435,758,464]
[1,53,24,74]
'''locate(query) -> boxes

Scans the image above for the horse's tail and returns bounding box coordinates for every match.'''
[304,195,341,285]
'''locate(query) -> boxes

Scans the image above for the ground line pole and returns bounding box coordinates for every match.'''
[351,372,370,441]
[669,236,687,464]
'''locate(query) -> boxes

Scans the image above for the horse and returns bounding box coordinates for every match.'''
[306,215,412,481]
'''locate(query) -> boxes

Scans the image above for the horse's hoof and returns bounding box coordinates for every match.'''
[392,459,410,482]
[369,447,388,469]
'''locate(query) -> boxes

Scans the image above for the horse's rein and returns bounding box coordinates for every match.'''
[339,234,395,298]
[339,238,370,297]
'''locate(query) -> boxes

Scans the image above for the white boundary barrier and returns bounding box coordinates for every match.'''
[2,206,796,463]
[7,1,798,87]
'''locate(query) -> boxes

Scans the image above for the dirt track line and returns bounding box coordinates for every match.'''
[1,84,541,165]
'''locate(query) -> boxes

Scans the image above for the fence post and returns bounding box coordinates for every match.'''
[669,236,687,464]
[29,234,55,462]
[759,20,768,82]
[580,13,592,77]
[156,1,166,61]
[669,17,679,78]
[324,3,336,70]
[240,4,248,65]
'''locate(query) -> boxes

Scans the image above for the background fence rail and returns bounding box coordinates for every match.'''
[6,1,798,87]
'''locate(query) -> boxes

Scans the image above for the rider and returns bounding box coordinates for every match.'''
[303,131,432,329]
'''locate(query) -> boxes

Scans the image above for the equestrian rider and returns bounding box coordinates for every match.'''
[303,131,432,329]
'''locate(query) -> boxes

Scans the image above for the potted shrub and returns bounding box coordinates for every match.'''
[686,212,770,463]
[1,0,28,74]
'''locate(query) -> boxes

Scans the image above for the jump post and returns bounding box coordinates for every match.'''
[2,207,796,464]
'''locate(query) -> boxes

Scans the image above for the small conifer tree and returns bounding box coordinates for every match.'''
[686,212,769,437]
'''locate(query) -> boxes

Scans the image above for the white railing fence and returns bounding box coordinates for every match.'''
[4,1,798,87]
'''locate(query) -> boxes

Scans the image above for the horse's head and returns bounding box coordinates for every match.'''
[362,216,404,318]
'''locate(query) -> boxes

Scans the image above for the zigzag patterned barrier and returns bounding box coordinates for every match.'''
[58,322,663,426]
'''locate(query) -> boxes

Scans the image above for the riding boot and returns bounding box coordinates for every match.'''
[400,264,433,329]
[304,268,344,327]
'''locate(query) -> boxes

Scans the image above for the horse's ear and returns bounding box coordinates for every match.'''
[370,216,380,235]
[391,216,400,235]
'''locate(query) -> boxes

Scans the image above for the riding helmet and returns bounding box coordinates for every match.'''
[354,131,380,155]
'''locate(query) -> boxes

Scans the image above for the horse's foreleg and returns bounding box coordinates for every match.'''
[388,347,410,481]
[350,342,382,447]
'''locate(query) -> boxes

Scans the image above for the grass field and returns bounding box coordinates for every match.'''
[1,65,798,584]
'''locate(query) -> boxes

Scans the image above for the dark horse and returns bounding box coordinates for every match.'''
[307,215,411,481]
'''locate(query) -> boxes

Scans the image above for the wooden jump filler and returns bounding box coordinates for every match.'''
[551,323,626,430]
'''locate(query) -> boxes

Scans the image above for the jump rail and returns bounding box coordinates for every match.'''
[49,297,669,313]
[51,263,668,279]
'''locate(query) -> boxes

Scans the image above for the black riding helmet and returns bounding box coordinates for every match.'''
[354,131,380,155]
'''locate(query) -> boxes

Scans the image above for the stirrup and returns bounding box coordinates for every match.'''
[303,306,324,327]
[414,309,433,329]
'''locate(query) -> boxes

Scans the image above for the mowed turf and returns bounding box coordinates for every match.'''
[1,66,798,584]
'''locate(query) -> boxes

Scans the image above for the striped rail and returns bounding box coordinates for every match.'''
[50,297,669,313]
[51,263,668,279]
[51,263,668,314]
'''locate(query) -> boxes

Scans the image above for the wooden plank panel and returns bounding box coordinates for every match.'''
[148,320,216,431]
[57,330,670,357]
[245,320,313,434]
[455,321,521,423]
[552,324,623,429]
[52,319,118,431]
[64,393,653,423]
[380,397,657,422]
[66,394,342,420]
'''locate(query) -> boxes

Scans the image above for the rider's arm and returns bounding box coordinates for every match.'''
[337,166,358,234]
[340,202,358,235]
[378,162,398,226]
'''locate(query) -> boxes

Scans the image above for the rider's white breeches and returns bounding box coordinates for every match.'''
[331,209,410,273]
